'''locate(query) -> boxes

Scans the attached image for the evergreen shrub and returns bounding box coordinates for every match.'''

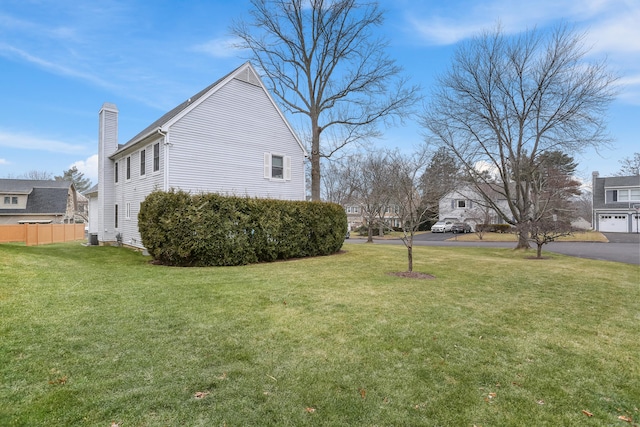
[138,190,347,266]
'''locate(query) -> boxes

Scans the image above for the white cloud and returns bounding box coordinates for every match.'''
[406,0,640,105]
[474,160,501,180]
[70,154,98,184]
[0,129,86,154]
[0,43,117,91]
[407,0,640,50]
[0,158,9,165]
[192,37,244,58]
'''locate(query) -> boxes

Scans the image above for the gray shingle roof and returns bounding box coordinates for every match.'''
[0,179,72,193]
[0,179,72,215]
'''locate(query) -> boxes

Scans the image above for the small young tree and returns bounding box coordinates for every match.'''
[467,201,495,240]
[525,152,581,257]
[388,149,431,272]
[522,217,574,259]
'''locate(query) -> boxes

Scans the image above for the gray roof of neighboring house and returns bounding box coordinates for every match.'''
[84,183,98,196]
[0,179,72,193]
[0,179,73,215]
[600,175,640,187]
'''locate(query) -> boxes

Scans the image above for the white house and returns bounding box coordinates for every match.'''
[592,172,640,233]
[88,62,307,248]
[438,185,511,231]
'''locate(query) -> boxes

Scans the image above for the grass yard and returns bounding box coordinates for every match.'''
[1,242,638,426]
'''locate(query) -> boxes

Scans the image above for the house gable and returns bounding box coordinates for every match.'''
[95,62,307,248]
[112,62,307,158]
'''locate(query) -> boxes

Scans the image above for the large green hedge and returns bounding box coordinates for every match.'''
[138,190,347,266]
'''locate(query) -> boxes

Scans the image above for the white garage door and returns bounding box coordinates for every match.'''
[599,214,628,232]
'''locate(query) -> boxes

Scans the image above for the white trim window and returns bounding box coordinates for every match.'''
[140,149,146,177]
[264,153,291,181]
[607,188,640,203]
[126,202,131,220]
[153,143,160,172]
[114,162,119,183]
[126,156,131,181]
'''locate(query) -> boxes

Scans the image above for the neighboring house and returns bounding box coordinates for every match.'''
[344,204,364,231]
[344,202,402,231]
[89,62,307,248]
[0,179,80,225]
[438,185,510,231]
[592,172,640,233]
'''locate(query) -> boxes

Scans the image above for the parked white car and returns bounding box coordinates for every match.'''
[431,220,455,233]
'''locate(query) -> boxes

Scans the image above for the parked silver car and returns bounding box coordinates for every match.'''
[431,220,454,233]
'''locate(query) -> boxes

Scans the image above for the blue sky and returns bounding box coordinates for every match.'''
[1,0,638,187]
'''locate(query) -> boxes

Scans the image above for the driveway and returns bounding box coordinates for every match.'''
[350,232,640,265]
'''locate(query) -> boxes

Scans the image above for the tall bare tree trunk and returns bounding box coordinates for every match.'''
[311,121,321,201]
[407,244,413,272]
[515,231,530,250]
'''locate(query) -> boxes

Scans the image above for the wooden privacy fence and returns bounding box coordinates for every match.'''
[0,223,86,246]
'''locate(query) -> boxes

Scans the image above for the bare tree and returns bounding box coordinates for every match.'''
[467,200,496,240]
[388,149,431,272]
[572,191,593,226]
[17,170,53,180]
[321,158,355,205]
[523,218,574,259]
[524,152,581,257]
[232,0,420,201]
[616,152,640,176]
[422,24,617,249]
[350,151,395,243]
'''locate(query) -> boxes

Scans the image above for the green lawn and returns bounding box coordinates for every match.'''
[1,242,638,426]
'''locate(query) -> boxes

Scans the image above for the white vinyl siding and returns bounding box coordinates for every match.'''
[167,78,304,200]
[110,137,164,248]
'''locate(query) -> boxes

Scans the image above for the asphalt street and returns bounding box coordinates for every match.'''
[348,232,640,265]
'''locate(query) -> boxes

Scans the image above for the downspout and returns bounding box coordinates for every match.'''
[157,128,170,191]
